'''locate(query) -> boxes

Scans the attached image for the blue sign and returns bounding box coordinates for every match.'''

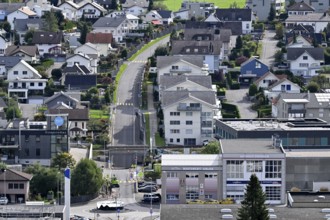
[64,168,70,179]
[117,208,120,213]
[54,116,64,126]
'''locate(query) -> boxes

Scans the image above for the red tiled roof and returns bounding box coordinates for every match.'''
[86,33,113,44]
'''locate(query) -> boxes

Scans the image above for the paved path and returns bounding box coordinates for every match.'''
[225,87,257,119]
[260,30,277,68]
[147,84,157,147]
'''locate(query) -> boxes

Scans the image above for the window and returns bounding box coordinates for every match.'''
[190,103,200,108]
[170,129,180,134]
[246,161,263,172]
[201,121,212,127]
[303,56,308,60]
[186,129,193,134]
[266,186,281,200]
[205,194,213,199]
[167,194,179,200]
[265,161,282,178]
[177,138,180,143]
[170,112,180,116]
[255,62,261,68]
[186,173,198,178]
[299,63,309,67]
[226,160,244,178]
[75,122,78,127]
[184,138,196,145]
[186,186,199,200]
[30,82,34,87]
[170,121,180,125]
[246,23,250,29]
[320,113,324,117]
[23,71,27,75]
[205,173,217,178]
[36,148,40,156]
[186,121,193,125]
[8,183,13,189]
[38,82,43,87]
[25,149,29,156]
[25,135,29,142]
[170,138,173,143]
[227,185,244,192]
[14,71,18,75]
[167,172,178,178]
[172,65,178,70]
[186,112,193,116]
[36,135,40,142]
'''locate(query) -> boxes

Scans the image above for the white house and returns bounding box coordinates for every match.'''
[66,53,97,74]
[287,47,324,78]
[7,60,47,102]
[26,0,61,17]
[264,78,302,100]
[5,45,39,63]
[0,35,9,56]
[58,1,79,21]
[157,55,209,83]
[31,31,63,56]
[74,42,101,57]
[285,12,330,32]
[287,1,315,17]
[143,10,174,25]
[254,72,283,89]
[85,32,114,56]
[173,9,189,20]
[77,1,107,19]
[7,6,37,30]
[122,0,148,16]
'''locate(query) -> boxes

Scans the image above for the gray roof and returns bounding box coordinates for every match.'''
[92,16,126,28]
[184,28,231,42]
[161,90,216,107]
[157,10,172,18]
[159,75,212,90]
[62,65,91,74]
[5,45,38,57]
[0,97,7,108]
[286,47,324,60]
[44,91,79,104]
[277,92,328,108]
[221,139,284,154]
[214,8,252,21]
[122,0,149,8]
[48,108,89,121]
[268,78,299,90]
[32,31,63,44]
[287,1,315,11]
[0,3,25,14]
[185,21,242,35]
[286,13,330,22]
[14,18,44,32]
[171,40,222,55]
[157,55,204,69]
[0,56,22,68]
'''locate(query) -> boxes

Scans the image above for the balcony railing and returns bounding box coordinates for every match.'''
[170,68,192,73]
[288,108,306,114]
[177,106,201,111]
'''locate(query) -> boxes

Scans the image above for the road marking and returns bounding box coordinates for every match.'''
[131,60,147,63]
[116,103,133,106]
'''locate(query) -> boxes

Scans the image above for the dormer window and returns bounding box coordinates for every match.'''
[256,62,261,68]
[303,56,308,60]
[172,65,178,70]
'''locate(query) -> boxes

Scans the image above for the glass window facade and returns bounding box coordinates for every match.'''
[266,186,281,200]
[226,160,244,178]
[265,161,282,178]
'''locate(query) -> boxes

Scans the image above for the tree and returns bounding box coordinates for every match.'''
[307,81,320,93]
[43,11,59,32]
[311,75,328,89]
[121,48,128,59]
[237,174,269,220]
[79,23,88,44]
[249,84,258,96]
[5,106,21,120]
[288,0,295,7]
[275,23,284,39]
[229,1,239,8]
[268,3,276,22]
[1,21,10,32]
[104,87,111,104]
[148,0,153,11]
[51,152,76,170]
[54,10,64,26]
[274,50,283,63]
[235,35,243,49]
[51,68,62,80]
[71,159,103,196]
[201,141,220,154]
[24,30,35,45]
[110,0,118,10]
[154,46,168,56]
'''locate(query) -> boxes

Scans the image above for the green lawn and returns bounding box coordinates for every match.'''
[155,132,165,147]
[162,0,246,11]
[89,109,110,119]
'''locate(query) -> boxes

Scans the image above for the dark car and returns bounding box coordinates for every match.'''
[142,193,161,203]
[138,185,157,193]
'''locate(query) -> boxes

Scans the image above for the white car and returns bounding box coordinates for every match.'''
[0,197,8,205]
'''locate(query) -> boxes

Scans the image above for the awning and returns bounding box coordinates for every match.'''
[151,20,161,25]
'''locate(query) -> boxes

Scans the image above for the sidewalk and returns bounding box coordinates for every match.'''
[146,84,157,147]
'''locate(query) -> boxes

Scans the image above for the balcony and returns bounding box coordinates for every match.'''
[177,106,201,111]
[288,108,306,114]
[169,67,192,74]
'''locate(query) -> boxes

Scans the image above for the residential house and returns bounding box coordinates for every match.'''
[272,92,330,122]
[156,55,209,82]
[5,45,39,64]
[286,47,324,78]
[14,18,44,45]
[85,32,113,55]
[0,3,25,21]
[66,53,97,74]
[264,78,302,100]
[177,2,217,20]
[48,108,89,138]
[285,12,330,32]
[63,32,82,50]
[106,11,126,18]
[74,42,100,57]
[0,114,69,166]
[64,74,97,90]
[285,24,324,47]
[205,9,253,34]
[0,35,9,57]
[246,0,285,21]
[287,1,315,16]
[7,60,47,102]
[94,0,112,10]
[143,10,174,25]
[171,40,223,74]
[26,0,61,17]
[77,1,107,19]
[0,169,33,203]
[7,7,37,31]
[161,90,219,146]
[58,1,79,21]
[0,97,7,122]
[61,65,91,84]
[105,13,140,30]
[185,20,242,36]
[296,0,330,13]
[0,56,21,78]
[31,31,63,56]
[173,9,189,20]
[239,58,269,84]
[44,91,81,109]
[254,72,286,89]
[122,0,149,16]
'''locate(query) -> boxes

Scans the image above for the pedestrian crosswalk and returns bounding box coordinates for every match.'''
[116,102,134,106]
[118,180,136,184]
[131,60,147,63]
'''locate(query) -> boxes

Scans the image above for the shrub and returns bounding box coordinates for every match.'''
[230,82,240,90]
[291,187,301,192]
[320,187,329,192]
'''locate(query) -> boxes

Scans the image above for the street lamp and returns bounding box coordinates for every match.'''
[148,177,153,219]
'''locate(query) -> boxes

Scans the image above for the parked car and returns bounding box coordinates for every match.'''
[142,193,161,203]
[139,182,158,189]
[0,197,8,205]
[138,185,157,193]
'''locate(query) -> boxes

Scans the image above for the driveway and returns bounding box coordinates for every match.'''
[225,87,257,119]
[260,30,278,68]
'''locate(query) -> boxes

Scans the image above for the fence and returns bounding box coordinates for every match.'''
[71,193,99,204]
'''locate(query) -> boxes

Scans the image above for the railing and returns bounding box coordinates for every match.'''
[177,106,201,111]
[288,108,306,114]
[170,68,192,73]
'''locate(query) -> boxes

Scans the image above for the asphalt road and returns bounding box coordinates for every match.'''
[113,37,170,146]
[260,29,277,68]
